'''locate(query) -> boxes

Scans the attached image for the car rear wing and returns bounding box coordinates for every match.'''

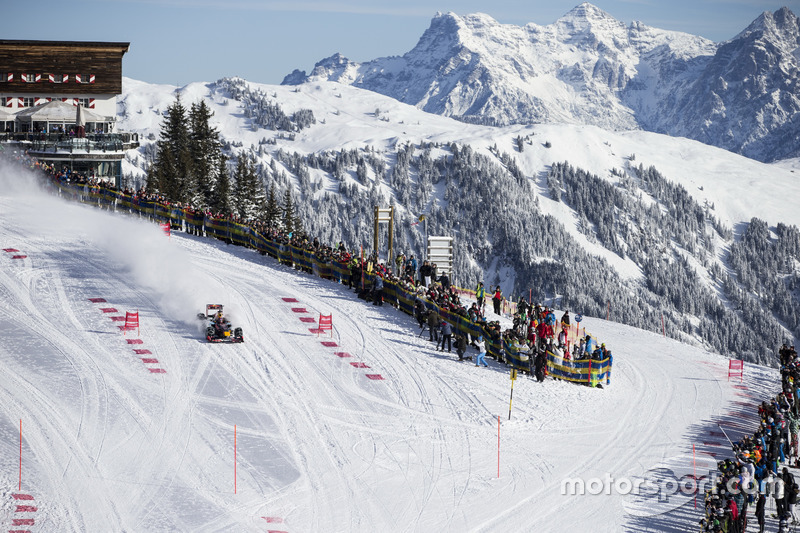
[205,304,224,317]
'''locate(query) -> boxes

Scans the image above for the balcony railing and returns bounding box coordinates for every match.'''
[0,132,140,153]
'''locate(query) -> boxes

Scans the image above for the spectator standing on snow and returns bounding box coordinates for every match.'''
[414,300,427,328]
[755,493,766,533]
[439,320,453,352]
[455,333,468,361]
[545,308,557,328]
[561,310,571,330]
[395,253,405,276]
[557,328,567,349]
[584,335,596,357]
[419,260,432,287]
[405,255,418,279]
[492,286,503,316]
[775,473,786,521]
[476,282,486,310]
[372,274,384,306]
[576,338,586,359]
[427,310,441,343]
[438,271,450,291]
[475,336,488,367]
[785,482,798,524]
[534,344,547,382]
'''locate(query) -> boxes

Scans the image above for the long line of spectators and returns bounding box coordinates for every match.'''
[701,344,800,533]
[12,149,612,385]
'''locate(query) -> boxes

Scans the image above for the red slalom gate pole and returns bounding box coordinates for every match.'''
[497,415,500,478]
[693,444,697,509]
[234,424,237,494]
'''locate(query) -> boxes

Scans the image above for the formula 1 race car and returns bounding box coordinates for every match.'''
[197,304,244,343]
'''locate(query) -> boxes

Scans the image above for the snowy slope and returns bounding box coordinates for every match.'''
[120,77,800,234]
[0,161,779,531]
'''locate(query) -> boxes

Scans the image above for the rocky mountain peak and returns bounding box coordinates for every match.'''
[555,2,625,34]
[735,6,800,43]
[281,4,800,161]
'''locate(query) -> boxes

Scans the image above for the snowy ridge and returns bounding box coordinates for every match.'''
[283,4,800,162]
[119,77,800,232]
[0,161,781,531]
[116,75,800,366]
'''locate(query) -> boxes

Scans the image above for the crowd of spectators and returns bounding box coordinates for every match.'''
[11,149,612,385]
[701,344,800,533]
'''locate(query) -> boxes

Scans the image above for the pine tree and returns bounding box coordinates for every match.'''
[152,94,193,201]
[209,154,232,216]
[282,187,299,235]
[189,100,222,210]
[232,153,262,221]
[144,164,158,192]
[264,182,280,227]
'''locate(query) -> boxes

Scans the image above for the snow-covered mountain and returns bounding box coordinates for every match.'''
[117,76,800,365]
[283,3,800,162]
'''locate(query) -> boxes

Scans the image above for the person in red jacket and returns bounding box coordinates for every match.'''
[536,320,553,342]
[492,286,503,315]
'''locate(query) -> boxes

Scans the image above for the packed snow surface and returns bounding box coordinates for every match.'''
[0,164,779,531]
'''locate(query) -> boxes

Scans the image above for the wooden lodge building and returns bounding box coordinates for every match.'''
[0,40,140,185]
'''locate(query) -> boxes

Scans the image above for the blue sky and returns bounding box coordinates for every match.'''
[1,0,793,86]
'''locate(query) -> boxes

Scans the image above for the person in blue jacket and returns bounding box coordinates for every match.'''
[405,255,418,278]
[584,335,596,356]
[372,274,384,306]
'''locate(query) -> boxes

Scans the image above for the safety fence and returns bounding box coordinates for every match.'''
[45,178,612,387]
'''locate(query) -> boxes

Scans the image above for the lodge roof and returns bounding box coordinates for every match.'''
[0,40,130,52]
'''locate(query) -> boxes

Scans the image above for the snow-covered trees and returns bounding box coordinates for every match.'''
[150,95,226,210]
[216,78,316,132]
[209,154,232,217]
[232,153,263,221]
[258,141,797,365]
[144,87,800,364]
[150,95,192,201]
[281,188,303,236]
[189,100,224,210]
[263,183,281,228]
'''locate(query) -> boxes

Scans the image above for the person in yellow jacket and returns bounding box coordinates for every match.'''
[476,282,485,310]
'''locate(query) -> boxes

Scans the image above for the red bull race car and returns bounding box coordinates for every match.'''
[197,304,244,343]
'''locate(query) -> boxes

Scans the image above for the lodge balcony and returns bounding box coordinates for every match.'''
[0,132,140,156]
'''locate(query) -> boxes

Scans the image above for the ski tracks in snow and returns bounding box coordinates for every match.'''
[0,194,762,532]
